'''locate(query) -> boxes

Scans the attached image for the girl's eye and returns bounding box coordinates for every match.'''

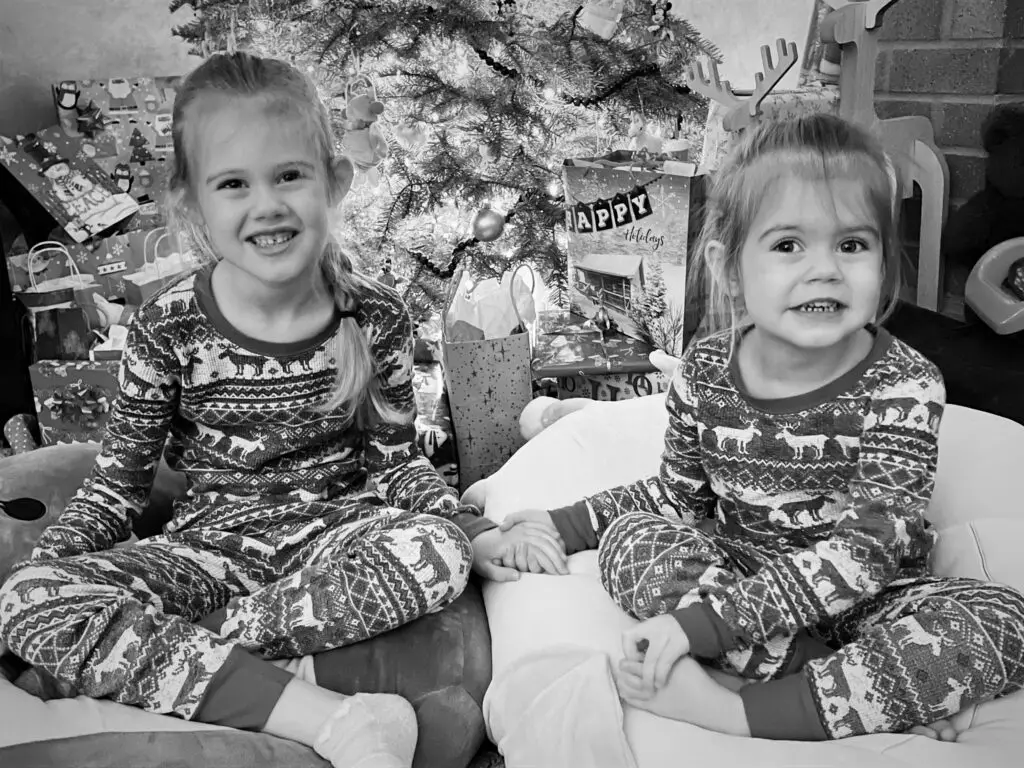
[771,238,801,254]
[217,178,245,190]
[839,238,869,254]
[280,169,304,183]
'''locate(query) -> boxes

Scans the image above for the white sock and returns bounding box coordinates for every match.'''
[313,693,418,768]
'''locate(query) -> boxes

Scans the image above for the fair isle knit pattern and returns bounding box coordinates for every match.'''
[588,329,944,649]
[31,268,473,558]
[0,268,477,718]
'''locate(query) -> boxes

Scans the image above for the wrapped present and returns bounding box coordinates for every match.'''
[531,310,670,402]
[51,76,180,204]
[562,150,705,357]
[0,134,138,243]
[30,360,120,446]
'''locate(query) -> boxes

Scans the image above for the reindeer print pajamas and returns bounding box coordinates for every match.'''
[550,329,1024,740]
[0,267,491,727]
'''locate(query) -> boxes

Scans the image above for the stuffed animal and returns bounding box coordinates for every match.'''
[942,105,1024,298]
[340,79,389,186]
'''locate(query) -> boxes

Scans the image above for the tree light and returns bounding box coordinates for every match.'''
[542,86,557,100]
[548,180,561,197]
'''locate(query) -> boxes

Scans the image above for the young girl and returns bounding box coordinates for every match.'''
[501,114,1024,742]
[0,53,564,768]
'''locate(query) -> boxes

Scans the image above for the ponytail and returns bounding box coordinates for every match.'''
[319,244,409,427]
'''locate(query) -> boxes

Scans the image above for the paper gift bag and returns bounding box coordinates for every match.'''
[16,241,97,309]
[562,151,705,357]
[0,134,138,243]
[122,228,194,305]
[442,265,536,493]
[30,305,93,361]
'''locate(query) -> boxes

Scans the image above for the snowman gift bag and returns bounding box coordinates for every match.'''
[0,134,138,243]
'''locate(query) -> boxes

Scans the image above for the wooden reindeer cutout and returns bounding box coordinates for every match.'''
[685,38,799,132]
[820,0,951,312]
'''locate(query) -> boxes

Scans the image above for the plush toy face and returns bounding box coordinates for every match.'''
[345,94,385,125]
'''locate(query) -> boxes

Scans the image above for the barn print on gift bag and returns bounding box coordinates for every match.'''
[562,156,705,356]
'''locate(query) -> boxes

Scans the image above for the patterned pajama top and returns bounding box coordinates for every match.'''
[551,328,946,656]
[30,266,494,563]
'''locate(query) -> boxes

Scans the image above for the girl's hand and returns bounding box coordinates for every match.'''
[470,526,567,581]
[621,614,691,695]
[498,508,556,531]
[497,522,568,575]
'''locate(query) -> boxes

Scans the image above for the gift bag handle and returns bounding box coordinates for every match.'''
[508,263,536,347]
[27,241,77,291]
[441,263,468,346]
[143,227,169,276]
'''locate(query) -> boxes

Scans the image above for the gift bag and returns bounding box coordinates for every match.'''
[30,360,120,446]
[442,265,536,493]
[17,242,97,309]
[0,134,138,243]
[122,228,194,305]
[562,151,705,356]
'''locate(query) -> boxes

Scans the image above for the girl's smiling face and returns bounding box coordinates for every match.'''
[188,94,334,291]
[736,175,883,356]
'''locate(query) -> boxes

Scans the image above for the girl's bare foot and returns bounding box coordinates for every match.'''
[614,656,750,737]
[908,719,959,742]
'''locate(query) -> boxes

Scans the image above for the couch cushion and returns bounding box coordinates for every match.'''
[0,442,185,583]
[477,397,1024,768]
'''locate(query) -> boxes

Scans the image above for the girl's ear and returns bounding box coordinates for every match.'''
[705,240,742,296]
[331,156,355,202]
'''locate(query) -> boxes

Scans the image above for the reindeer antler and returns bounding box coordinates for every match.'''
[728,38,799,131]
[686,38,798,133]
[684,58,742,114]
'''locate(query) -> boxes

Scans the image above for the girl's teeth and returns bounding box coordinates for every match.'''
[252,232,294,247]
[799,302,840,312]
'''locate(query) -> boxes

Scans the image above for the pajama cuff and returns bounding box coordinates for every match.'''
[452,509,498,541]
[740,671,829,741]
[671,602,740,658]
[192,646,294,730]
[550,501,598,554]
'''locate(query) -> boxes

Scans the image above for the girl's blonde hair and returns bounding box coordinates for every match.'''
[690,113,902,341]
[167,51,404,427]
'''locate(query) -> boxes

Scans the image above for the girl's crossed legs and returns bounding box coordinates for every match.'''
[0,499,471,754]
[598,511,1024,740]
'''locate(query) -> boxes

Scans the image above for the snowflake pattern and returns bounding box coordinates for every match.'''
[0,145,16,165]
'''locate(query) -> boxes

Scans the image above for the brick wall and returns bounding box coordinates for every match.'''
[873,0,1024,310]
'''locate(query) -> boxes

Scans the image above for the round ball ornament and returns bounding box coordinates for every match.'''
[472,206,505,242]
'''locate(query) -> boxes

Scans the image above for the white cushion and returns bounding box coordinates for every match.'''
[480,397,1024,767]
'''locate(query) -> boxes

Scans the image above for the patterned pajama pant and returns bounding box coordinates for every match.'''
[0,494,472,721]
[599,512,1024,739]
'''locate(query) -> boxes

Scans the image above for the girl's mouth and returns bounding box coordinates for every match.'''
[248,230,298,252]
[794,300,846,313]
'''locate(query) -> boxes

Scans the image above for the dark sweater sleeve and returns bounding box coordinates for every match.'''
[31,304,180,561]
[549,345,716,554]
[363,291,495,541]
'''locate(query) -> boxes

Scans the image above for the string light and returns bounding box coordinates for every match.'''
[542,86,556,100]
[548,180,561,197]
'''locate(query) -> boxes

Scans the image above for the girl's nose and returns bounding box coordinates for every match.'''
[251,183,287,218]
[806,247,842,281]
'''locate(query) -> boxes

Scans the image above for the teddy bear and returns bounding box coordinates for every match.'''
[942,105,1024,300]
[340,89,389,187]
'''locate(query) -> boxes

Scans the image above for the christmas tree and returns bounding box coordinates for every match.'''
[129,128,154,163]
[169,0,716,321]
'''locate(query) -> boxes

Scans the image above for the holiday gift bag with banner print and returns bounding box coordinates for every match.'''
[562,151,705,357]
[442,264,536,494]
[0,134,138,243]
